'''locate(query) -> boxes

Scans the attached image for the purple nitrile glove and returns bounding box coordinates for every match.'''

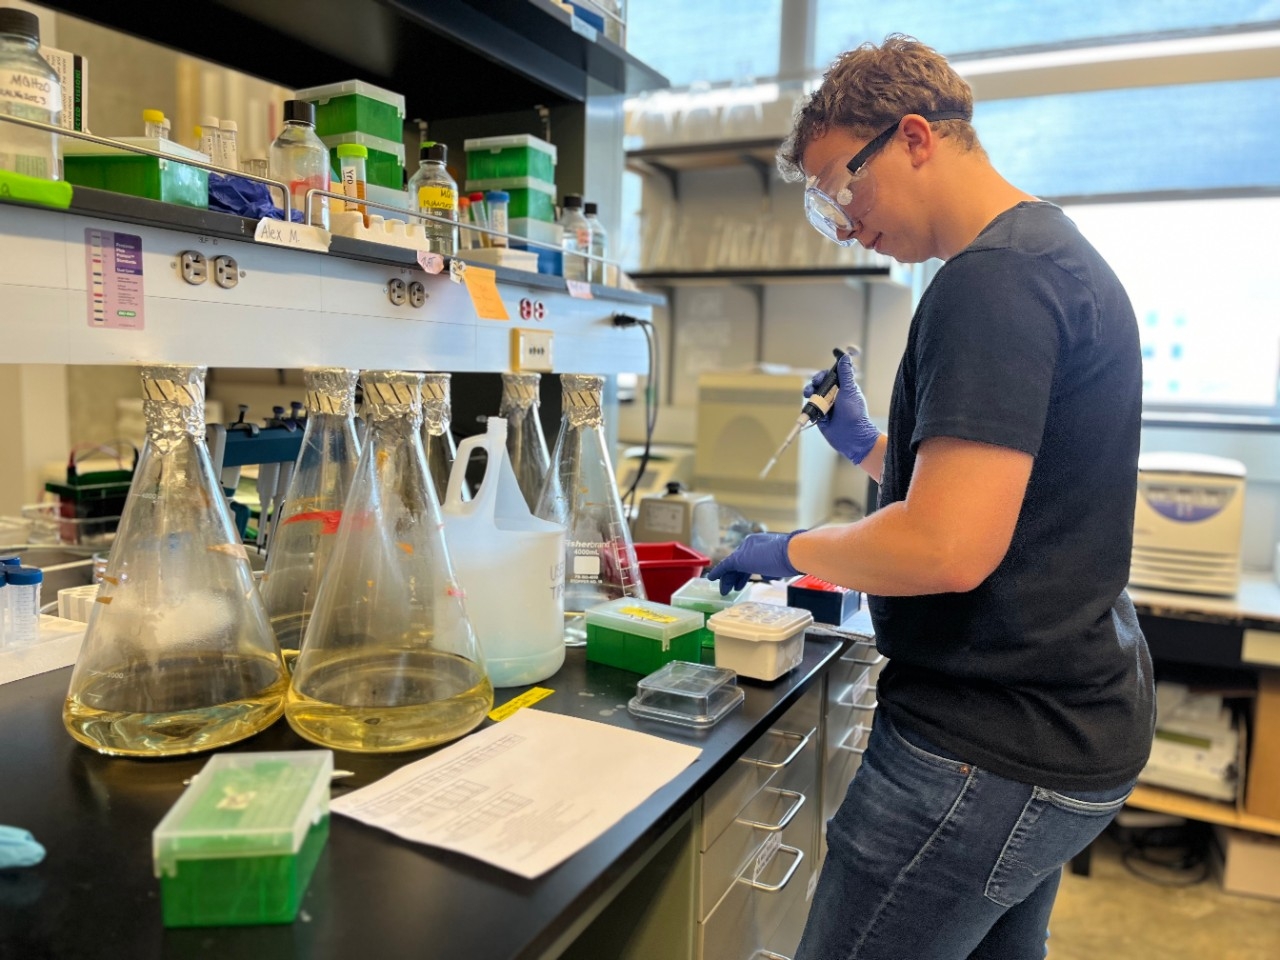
[802,353,880,465]
[706,530,804,596]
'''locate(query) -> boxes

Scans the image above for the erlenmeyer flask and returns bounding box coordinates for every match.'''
[421,372,461,505]
[63,365,287,757]
[258,367,361,655]
[498,372,551,512]
[286,370,492,753]
[534,374,645,646]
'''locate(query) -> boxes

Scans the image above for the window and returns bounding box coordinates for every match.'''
[812,0,1279,68]
[627,0,783,86]
[1064,198,1280,415]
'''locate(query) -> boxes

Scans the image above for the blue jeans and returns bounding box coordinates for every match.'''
[797,710,1134,960]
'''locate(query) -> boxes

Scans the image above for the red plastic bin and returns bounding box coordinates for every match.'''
[634,541,711,604]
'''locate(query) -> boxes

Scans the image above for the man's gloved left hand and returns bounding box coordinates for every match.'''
[706,531,804,596]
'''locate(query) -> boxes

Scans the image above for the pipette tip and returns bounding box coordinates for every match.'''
[758,457,778,479]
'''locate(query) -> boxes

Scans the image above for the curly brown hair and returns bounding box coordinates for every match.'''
[778,34,981,181]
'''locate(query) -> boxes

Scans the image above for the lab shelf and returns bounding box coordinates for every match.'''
[40,0,668,119]
[0,187,659,372]
[630,266,897,286]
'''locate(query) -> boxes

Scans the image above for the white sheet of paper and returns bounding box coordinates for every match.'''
[331,709,702,879]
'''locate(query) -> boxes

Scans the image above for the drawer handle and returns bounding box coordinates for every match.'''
[837,724,871,756]
[751,953,793,960]
[836,684,878,712]
[839,640,884,667]
[742,729,813,769]
[739,843,804,893]
[737,788,806,832]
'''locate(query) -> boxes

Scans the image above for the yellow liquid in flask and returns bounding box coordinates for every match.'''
[286,649,493,753]
[63,654,287,757]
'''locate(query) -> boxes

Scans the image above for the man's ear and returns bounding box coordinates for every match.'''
[898,114,938,166]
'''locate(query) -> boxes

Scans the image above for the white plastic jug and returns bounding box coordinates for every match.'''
[443,417,566,687]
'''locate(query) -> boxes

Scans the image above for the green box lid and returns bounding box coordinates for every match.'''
[670,576,743,615]
[153,751,332,876]
[584,597,703,641]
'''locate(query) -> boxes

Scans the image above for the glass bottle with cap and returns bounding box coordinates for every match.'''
[286,370,491,753]
[63,365,287,757]
[535,374,646,644]
[559,195,591,281]
[269,99,330,228]
[408,141,458,255]
[199,115,220,163]
[258,368,362,657]
[218,119,239,170]
[498,372,551,512]
[421,372,462,504]
[0,8,61,180]
[584,201,608,284]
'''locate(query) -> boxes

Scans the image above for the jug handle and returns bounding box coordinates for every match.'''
[445,418,508,514]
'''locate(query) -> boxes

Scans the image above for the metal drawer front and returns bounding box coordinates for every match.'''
[699,838,807,960]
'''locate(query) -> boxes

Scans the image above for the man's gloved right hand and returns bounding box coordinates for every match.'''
[803,353,880,465]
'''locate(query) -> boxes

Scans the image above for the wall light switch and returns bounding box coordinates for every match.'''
[511,327,554,372]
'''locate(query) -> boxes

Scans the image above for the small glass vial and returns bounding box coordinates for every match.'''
[486,190,509,247]
[584,201,608,284]
[0,8,61,180]
[559,195,591,281]
[199,115,220,162]
[218,119,239,170]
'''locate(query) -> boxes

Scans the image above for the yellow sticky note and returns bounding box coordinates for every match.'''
[620,605,679,624]
[463,265,510,321]
[488,686,555,721]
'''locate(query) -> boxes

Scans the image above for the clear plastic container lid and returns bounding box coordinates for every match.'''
[708,601,814,643]
[670,576,743,615]
[153,751,332,875]
[584,597,703,642]
[294,79,406,114]
[628,660,744,729]
[463,134,557,163]
[463,175,557,197]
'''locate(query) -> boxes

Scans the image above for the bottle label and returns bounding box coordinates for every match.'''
[418,185,457,217]
[0,70,57,111]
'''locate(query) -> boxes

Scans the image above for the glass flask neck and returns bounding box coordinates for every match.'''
[304,367,358,414]
[361,373,424,429]
[141,365,207,440]
[561,375,604,428]
[422,374,452,438]
[500,374,541,412]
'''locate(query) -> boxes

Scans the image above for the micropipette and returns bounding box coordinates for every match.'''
[759,347,847,479]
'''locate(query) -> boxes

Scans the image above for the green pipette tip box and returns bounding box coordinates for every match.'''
[153,750,332,927]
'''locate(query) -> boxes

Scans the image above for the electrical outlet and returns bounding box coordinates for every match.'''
[511,327,554,372]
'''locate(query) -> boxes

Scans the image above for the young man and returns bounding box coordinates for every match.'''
[706,35,1155,960]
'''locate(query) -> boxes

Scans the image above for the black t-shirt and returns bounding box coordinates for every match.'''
[871,201,1155,792]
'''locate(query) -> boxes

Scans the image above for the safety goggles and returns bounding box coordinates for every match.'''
[804,109,970,245]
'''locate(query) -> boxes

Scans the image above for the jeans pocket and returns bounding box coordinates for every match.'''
[984,784,1131,907]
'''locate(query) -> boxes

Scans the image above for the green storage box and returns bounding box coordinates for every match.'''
[321,132,405,190]
[296,79,406,142]
[464,176,557,222]
[465,134,557,183]
[62,137,209,209]
[153,751,332,927]
[585,598,704,675]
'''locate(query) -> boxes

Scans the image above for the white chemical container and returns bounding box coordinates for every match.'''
[707,601,812,681]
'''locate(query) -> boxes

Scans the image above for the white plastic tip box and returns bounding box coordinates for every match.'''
[707,601,812,681]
